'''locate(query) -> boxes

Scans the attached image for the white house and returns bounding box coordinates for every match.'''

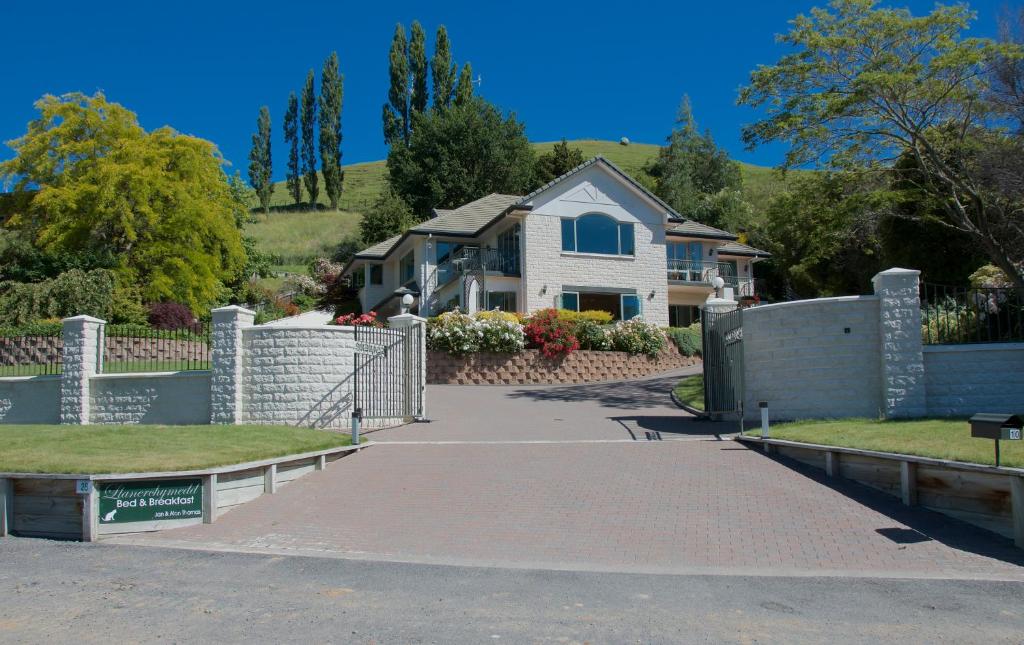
[342,157,770,327]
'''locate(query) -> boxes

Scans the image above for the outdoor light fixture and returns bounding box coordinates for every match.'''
[400,293,414,315]
[649,290,656,299]
[540,285,547,295]
[712,276,725,298]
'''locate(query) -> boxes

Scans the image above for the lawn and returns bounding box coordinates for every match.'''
[673,374,704,411]
[0,361,213,377]
[0,424,355,474]
[747,418,1024,468]
[244,209,361,265]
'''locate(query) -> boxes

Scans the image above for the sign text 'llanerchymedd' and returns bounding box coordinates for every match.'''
[98,479,203,524]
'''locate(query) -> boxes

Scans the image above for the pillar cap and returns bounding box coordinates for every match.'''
[211,305,257,316]
[874,267,921,278]
[61,315,106,324]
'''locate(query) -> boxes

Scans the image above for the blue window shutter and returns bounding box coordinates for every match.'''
[561,219,576,252]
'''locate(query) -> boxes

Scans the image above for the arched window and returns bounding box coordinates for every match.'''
[561,214,635,256]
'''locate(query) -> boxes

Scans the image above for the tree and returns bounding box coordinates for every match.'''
[738,0,1024,290]
[646,96,745,229]
[991,7,1024,132]
[383,24,409,146]
[300,69,319,207]
[535,138,585,184]
[248,106,273,213]
[283,92,301,205]
[0,92,246,311]
[409,21,428,115]
[359,188,415,246]
[320,52,344,210]
[386,96,536,217]
[431,25,456,109]
[455,63,474,106]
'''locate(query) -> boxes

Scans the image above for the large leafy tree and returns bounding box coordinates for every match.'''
[386,96,535,217]
[0,93,246,311]
[409,21,428,115]
[300,69,319,207]
[359,187,415,246]
[455,62,474,106]
[535,138,585,184]
[738,0,1024,290]
[431,25,456,109]
[283,92,301,205]
[382,24,410,146]
[320,52,345,210]
[646,95,745,229]
[248,106,273,213]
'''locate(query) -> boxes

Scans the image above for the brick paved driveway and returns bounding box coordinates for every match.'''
[118,441,1024,580]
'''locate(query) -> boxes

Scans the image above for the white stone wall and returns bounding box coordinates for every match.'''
[89,371,212,425]
[924,343,1024,417]
[872,269,928,417]
[241,326,357,428]
[521,164,669,326]
[0,375,61,424]
[210,306,254,424]
[59,316,103,424]
[743,296,884,421]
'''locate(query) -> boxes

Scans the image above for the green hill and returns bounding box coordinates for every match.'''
[247,139,796,269]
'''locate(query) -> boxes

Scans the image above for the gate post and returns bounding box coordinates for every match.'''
[210,305,255,424]
[60,315,105,425]
[388,313,428,420]
[700,298,740,421]
[872,268,927,418]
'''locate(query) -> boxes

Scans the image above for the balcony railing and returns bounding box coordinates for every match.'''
[668,260,756,298]
[449,247,520,276]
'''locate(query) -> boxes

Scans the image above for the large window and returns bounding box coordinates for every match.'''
[561,214,635,256]
[369,264,383,285]
[669,305,700,327]
[486,291,517,312]
[435,241,463,266]
[399,251,415,284]
[559,291,641,320]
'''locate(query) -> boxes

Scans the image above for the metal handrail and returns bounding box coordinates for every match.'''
[450,247,520,275]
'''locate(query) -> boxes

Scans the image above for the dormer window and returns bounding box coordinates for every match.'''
[561,214,634,256]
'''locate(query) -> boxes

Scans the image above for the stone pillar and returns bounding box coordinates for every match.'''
[210,305,255,424]
[702,296,739,315]
[872,268,927,418]
[60,315,105,424]
[388,313,428,420]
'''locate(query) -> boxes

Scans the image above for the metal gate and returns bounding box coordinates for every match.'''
[352,324,424,421]
[701,307,744,417]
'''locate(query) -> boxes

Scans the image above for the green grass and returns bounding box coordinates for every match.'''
[673,374,705,411]
[0,424,355,474]
[244,210,361,265]
[0,362,212,377]
[746,418,1024,468]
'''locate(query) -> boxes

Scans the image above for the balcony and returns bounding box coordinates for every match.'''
[451,247,520,276]
[668,260,756,298]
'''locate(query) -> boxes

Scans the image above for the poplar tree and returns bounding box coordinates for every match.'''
[431,25,456,109]
[247,106,273,213]
[409,21,428,115]
[382,24,409,146]
[283,92,301,205]
[455,63,474,106]
[319,52,344,210]
[300,69,319,207]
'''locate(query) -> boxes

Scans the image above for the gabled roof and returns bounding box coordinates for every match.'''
[716,240,772,258]
[353,234,403,259]
[514,156,683,218]
[666,219,738,241]
[411,193,523,236]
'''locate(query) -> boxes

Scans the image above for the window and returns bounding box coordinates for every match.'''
[561,214,635,256]
[560,291,579,311]
[435,241,462,266]
[621,294,641,320]
[369,264,383,285]
[400,251,415,284]
[560,290,641,321]
[352,269,365,288]
[669,305,699,327]
[487,291,517,311]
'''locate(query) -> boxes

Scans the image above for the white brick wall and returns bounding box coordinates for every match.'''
[89,371,212,425]
[924,343,1024,417]
[0,375,61,424]
[743,296,883,421]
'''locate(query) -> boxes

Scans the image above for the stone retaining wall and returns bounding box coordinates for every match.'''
[428,344,699,385]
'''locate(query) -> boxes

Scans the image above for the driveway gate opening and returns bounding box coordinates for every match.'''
[353,324,424,421]
[701,307,744,417]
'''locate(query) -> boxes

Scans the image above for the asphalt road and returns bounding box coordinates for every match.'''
[2,538,1022,644]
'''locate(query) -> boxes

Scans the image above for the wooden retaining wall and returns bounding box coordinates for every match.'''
[0,445,361,541]
[738,437,1024,548]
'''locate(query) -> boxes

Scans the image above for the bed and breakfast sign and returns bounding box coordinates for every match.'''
[98,479,203,524]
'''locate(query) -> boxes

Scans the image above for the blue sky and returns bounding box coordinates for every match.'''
[0,0,1011,181]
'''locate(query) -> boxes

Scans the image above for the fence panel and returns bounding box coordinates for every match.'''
[0,332,62,377]
[102,324,211,374]
[920,283,1023,345]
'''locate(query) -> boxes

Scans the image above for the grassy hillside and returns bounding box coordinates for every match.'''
[248,139,798,272]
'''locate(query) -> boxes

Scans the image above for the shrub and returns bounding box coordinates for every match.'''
[477,314,526,353]
[524,308,579,358]
[335,311,384,327]
[573,319,611,351]
[148,302,196,331]
[557,309,614,324]
[608,318,666,356]
[475,309,520,323]
[0,269,114,325]
[665,324,702,357]
[427,309,482,355]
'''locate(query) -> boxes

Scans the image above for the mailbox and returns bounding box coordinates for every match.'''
[969,413,1022,467]
[969,413,1023,441]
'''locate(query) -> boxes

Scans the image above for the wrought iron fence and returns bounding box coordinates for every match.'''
[0,331,62,376]
[920,282,1023,345]
[102,323,212,373]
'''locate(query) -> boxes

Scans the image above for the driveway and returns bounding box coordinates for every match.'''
[371,366,725,442]
[115,370,1024,581]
